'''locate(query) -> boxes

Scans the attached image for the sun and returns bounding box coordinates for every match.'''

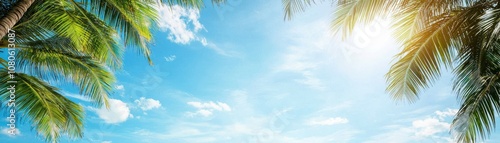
[345,17,395,50]
[337,17,400,68]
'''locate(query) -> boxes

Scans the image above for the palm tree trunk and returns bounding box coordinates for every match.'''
[0,0,35,38]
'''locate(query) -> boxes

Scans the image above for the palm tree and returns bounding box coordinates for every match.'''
[0,0,224,142]
[284,0,500,142]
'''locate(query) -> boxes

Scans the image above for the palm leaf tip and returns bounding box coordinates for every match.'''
[282,0,317,20]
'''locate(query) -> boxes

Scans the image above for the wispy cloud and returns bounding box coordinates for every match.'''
[115,84,124,90]
[204,41,238,57]
[186,101,231,117]
[307,117,349,126]
[164,55,176,62]
[62,92,92,102]
[1,127,20,138]
[134,97,162,111]
[272,19,338,90]
[156,4,237,57]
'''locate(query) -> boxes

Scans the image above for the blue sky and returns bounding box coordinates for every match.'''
[3,0,500,143]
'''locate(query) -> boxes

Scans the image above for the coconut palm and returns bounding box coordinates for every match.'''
[0,0,224,142]
[0,0,156,142]
[284,0,500,142]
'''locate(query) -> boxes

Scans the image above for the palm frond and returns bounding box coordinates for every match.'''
[71,1,123,69]
[163,0,204,8]
[390,1,425,42]
[16,39,115,108]
[458,74,500,142]
[85,0,156,65]
[479,8,500,48]
[161,0,227,7]
[386,5,483,102]
[452,5,500,142]
[331,0,396,39]
[13,0,124,69]
[0,71,84,143]
[27,0,90,51]
[282,0,319,20]
[0,58,7,68]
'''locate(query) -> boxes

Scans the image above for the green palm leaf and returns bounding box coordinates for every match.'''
[16,39,115,108]
[331,0,395,38]
[0,0,229,142]
[452,41,500,142]
[86,0,157,64]
[0,71,84,143]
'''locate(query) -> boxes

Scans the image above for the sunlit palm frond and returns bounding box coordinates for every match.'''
[71,2,123,69]
[16,38,115,108]
[26,0,90,51]
[282,0,500,142]
[390,1,425,42]
[0,71,84,143]
[386,6,483,102]
[282,0,319,20]
[161,0,226,8]
[12,0,122,69]
[0,58,7,68]
[85,0,157,65]
[163,0,204,8]
[331,0,396,39]
[10,24,53,44]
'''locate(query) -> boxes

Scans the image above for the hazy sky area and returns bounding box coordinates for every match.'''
[2,0,500,143]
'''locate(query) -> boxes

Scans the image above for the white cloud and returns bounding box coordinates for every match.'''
[156,4,203,45]
[101,141,112,143]
[164,55,176,62]
[412,118,450,138]
[409,108,457,139]
[307,117,349,126]
[93,99,130,124]
[435,108,458,120]
[187,101,231,111]
[115,85,124,90]
[365,108,458,142]
[134,97,162,111]
[62,92,91,102]
[186,101,231,117]
[156,5,236,57]
[1,127,20,137]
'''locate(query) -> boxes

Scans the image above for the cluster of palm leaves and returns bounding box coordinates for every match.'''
[284,0,500,142]
[0,0,224,142]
